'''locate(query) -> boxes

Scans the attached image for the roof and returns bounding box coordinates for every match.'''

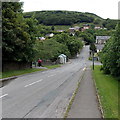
[96,36,111,40]
[46,33,54,37]
[58,54,67,58]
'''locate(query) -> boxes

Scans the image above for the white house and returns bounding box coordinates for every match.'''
[56,30,64,32]
[46,33,54,38]
[39,37,45,40]
[94,26,102,29]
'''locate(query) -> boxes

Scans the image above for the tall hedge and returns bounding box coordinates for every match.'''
[100,21,120,76]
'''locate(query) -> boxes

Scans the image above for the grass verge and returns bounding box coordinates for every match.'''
[64,81,80,119]
[44,64,61,69]
[2,64,61,78]
[92,65,118,118]
[2,68,45,78]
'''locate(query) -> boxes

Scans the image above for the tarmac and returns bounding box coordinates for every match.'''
[67,67,102,118]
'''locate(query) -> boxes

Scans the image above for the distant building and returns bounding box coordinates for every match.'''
[80,24,90,31]
[69,28,75,33]
[69,26,80,32]
[36,37,45,41]
[95,44,104,52]
[56,30,64,32]
[94,26,102,30]
[45,33,54,38]
[69,28,75,36]
[39,37,45,41]
[83,26,90,30]
[74,26,80,31]
[96,36,111,44]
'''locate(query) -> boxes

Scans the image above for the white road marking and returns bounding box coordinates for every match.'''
[25,79,43,87]
[83,67,86,71]
[0,94,8,99]
[48,74,56,78]
[42,72,46,74]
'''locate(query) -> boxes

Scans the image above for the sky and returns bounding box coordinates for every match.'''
[20,0,119,19]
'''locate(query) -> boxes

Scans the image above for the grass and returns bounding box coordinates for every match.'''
[54,25,71,30]
[2,68,45,78]
[2,64,61,79]
[44,64,61,69]
[92,65,119,119]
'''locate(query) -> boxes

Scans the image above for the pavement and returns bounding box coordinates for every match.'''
[67,67,101,118]
[1,45,102,118]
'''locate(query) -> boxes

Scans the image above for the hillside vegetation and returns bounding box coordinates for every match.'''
[24,10,118,30]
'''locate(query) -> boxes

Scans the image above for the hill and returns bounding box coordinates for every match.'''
[23,10,118,30]
[23,10,103,25]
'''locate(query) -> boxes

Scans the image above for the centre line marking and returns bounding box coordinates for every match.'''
[83,67,86,71]
[42,72,46,74]
[25,79,43,87]
[0,94,8,99]
[48,74,56,78]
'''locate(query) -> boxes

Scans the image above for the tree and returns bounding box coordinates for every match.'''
[100,21,120,76]
[2,2,36,62]
[53,33,83,57]
[51,25,55,31]
[79,32,95,44]
[90,43,97,52]
[34,39,70,62]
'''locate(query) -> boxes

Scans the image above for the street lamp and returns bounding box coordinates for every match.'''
[92,51,94,70]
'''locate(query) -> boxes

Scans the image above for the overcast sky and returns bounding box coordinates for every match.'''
[20,0,119,19]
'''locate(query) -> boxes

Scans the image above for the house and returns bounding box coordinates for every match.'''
[36,37,45,41]
[80,24,90,31]
[95,44,104,52]
[83,26,90,30]
[96,36,111,44]
[56,30,64,32]
[45,33,54,38]
[39,37,45,41]
[74,26,80,31]
[83,24,90,30]
[69,28,75,33]
[69,28,76,36]
[94,26,102,30]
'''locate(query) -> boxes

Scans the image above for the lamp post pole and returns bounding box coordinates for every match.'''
[92,51,94,70]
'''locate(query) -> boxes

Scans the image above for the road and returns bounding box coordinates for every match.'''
[1,45,94,118]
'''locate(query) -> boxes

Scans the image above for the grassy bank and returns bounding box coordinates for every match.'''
[2,64,61,78]
[44,64,61,69]
[92,65,118,118]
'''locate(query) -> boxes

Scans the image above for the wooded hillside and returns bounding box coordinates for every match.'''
[24,11,100,25]
[24,10,118,30]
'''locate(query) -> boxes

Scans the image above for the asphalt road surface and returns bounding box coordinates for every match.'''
[1,45,94,118]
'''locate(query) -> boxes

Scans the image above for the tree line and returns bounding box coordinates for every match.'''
[24,11,94,25]
[100,21,120,77]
